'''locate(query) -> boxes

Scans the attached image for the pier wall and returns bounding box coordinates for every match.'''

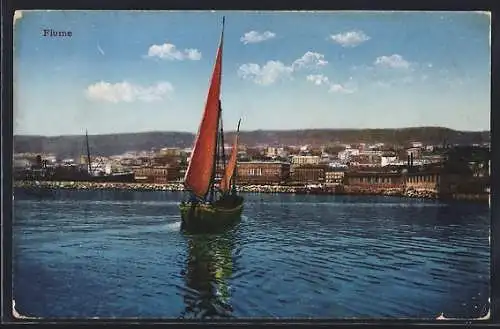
[13,180,489,204]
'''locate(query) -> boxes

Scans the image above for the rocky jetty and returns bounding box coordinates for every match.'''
[13,180,489,203]
[13,180,299,194]
[342,185,404,197]
[14,180,184,192]
[403,188,438,199]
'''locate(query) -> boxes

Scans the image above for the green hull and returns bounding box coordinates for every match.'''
[179,195,244,232]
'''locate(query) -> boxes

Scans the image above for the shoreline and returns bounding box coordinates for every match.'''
[13,180,489,204]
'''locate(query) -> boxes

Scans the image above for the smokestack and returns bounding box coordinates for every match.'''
[410,152,414,167]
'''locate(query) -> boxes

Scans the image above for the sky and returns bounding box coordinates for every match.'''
[13,10,491,136]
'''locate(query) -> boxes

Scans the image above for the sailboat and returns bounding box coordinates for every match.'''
[179,17,244,232]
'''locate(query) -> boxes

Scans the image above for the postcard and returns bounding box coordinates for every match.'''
[12,10,491,320]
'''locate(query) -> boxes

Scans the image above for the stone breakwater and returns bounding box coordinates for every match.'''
[341,185,404,197]
[13,180,488,203]
[14,180,186,192]
[403,188,438,199]
[12,180,298,194]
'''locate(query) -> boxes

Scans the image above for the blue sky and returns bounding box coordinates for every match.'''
[13,10,491,136]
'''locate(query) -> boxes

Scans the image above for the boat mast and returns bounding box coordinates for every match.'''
[209,114,220,202]
[208,16,225,202]
[219,101,226,173]
[231,119,241,195]
[85,129,92,175]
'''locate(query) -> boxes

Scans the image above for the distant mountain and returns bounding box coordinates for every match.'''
[14,127,490,158]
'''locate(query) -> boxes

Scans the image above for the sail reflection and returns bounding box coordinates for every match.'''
[180,228,237,319]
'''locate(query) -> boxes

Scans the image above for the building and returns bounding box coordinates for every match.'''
[291,155,320,166]
[405,170,441,193]
[381,156,397,167]
[237,161,290,185]
[344,171,405,189]
[266,147,288,158]
[133,165,181,184]
[406,147,422,158]
[338,148,360,161]
[325,169,345,185]
[349,154,381,168]
[245,147,265,159]
[152,154,181,166]
[159,147,183,157]
[411,142,423,148]
[405,169,482,196]
[290,164,327,185]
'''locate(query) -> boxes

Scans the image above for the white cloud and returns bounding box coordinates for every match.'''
[306,74,329,86]
[306,74,356,94]
[240,31,276,44]
[238,51,328,86]
[292,51,328,70]
[329,83,356,94]
[374,54,411,69]
[86,81,173,103]
[238,61,293,86]
[147,43,202,61]
[184,48,202,61]
[330,30,370,47]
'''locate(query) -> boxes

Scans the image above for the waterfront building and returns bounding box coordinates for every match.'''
[325,168,345,186]
[405,170,441,193]
[132,165,181,184]
[237,161,290,185]
[290,164,328,185]
[405,167,485,196]
[344,171,405,189]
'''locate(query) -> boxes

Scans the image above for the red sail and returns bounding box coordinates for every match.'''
[184,20,224,199]
[220,119,241,193]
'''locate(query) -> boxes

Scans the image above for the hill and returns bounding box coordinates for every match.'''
[13,127,490,158]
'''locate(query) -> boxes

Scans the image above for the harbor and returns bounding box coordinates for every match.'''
[11,10,490,321]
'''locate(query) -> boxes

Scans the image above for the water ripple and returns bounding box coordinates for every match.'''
[13,189,490,319]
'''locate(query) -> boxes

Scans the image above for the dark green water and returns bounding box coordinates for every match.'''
[13,189,490,319]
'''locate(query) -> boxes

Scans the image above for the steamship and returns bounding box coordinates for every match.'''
[15,130,135,183]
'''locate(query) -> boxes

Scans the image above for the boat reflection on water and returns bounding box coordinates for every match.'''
[180,226,238,319]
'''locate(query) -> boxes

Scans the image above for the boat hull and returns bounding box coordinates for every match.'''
[179,196,244,232]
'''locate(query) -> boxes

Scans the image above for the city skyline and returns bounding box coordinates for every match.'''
[14,10,491,136]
